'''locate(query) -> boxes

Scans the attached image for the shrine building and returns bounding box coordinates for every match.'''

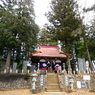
[30,45,68,72]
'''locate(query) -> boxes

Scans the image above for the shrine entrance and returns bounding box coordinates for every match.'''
[38,58,63,73]
[47,61,55,73]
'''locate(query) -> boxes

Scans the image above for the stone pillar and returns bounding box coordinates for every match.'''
[22,61,27,73]
[30,65,35,72]
[63,63,67,74]
[13,62,17,73]
[66,57,72,74]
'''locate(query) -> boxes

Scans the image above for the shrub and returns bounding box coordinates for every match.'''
[24,73,30,80]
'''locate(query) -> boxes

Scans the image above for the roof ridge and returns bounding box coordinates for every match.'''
[39,45,59,48]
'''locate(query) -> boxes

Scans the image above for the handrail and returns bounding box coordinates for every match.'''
[44,74,47,91]
[57,73,64,91]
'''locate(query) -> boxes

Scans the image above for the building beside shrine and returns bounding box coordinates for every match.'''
[30,45,69,72]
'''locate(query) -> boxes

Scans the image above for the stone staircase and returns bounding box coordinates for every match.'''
[46,73,61,92]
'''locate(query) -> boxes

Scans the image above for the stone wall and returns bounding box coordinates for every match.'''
[60,74,95,91]
[0,73,31,90]
[90,75,95,91]
[74,74,95,91]
[0,73,95,92]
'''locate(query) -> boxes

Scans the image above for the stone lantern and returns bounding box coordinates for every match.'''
[30,73,38,93]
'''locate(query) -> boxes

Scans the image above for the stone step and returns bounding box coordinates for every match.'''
[47,74,58,83]
[47,75,57,77]
[47,74,57,77]
[47,84,60,90]
[47,73,61,92]
[47,76,58,78]
[46,90,61,92]
[47,79,59,83]
[47,83,59,85]
[47,76,58,79]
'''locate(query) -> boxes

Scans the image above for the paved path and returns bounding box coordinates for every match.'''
[43,91,95,95]
[0,89,95,95]
[44,92,64,95]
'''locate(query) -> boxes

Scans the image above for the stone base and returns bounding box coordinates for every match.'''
[30,89,39,94]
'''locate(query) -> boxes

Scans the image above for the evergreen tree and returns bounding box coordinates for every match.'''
[0,0,39,72]
[15,0,39,61]
[89,19,95,60]
[47,0,81,73]
[79,4,95,71]
[38,24,57,46]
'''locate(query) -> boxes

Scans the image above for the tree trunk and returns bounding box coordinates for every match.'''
[66,55,72,74]
[65,43,72,74]
[6,48,11,73]
[82,27,93,71]
[85,43,94,71]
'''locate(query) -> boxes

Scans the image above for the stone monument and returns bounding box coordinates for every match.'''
[78,58,86,73]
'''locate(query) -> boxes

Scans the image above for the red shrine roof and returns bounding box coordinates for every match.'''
[30,45,67,58]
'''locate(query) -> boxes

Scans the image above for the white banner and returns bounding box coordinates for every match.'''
[83,75,90,80]
[77,81,81,88]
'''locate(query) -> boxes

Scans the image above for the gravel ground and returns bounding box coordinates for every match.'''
[0,89,95,95]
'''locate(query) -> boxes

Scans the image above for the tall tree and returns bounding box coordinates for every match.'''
[81,25,94,71]
[84,4,95,62]
[0,0,20,72]
[82,5,95,71]
[15,0,39,61]
[38,24,57,46]
[89,19,95,61]
[0,0,39,72]
[47,0,81,73]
